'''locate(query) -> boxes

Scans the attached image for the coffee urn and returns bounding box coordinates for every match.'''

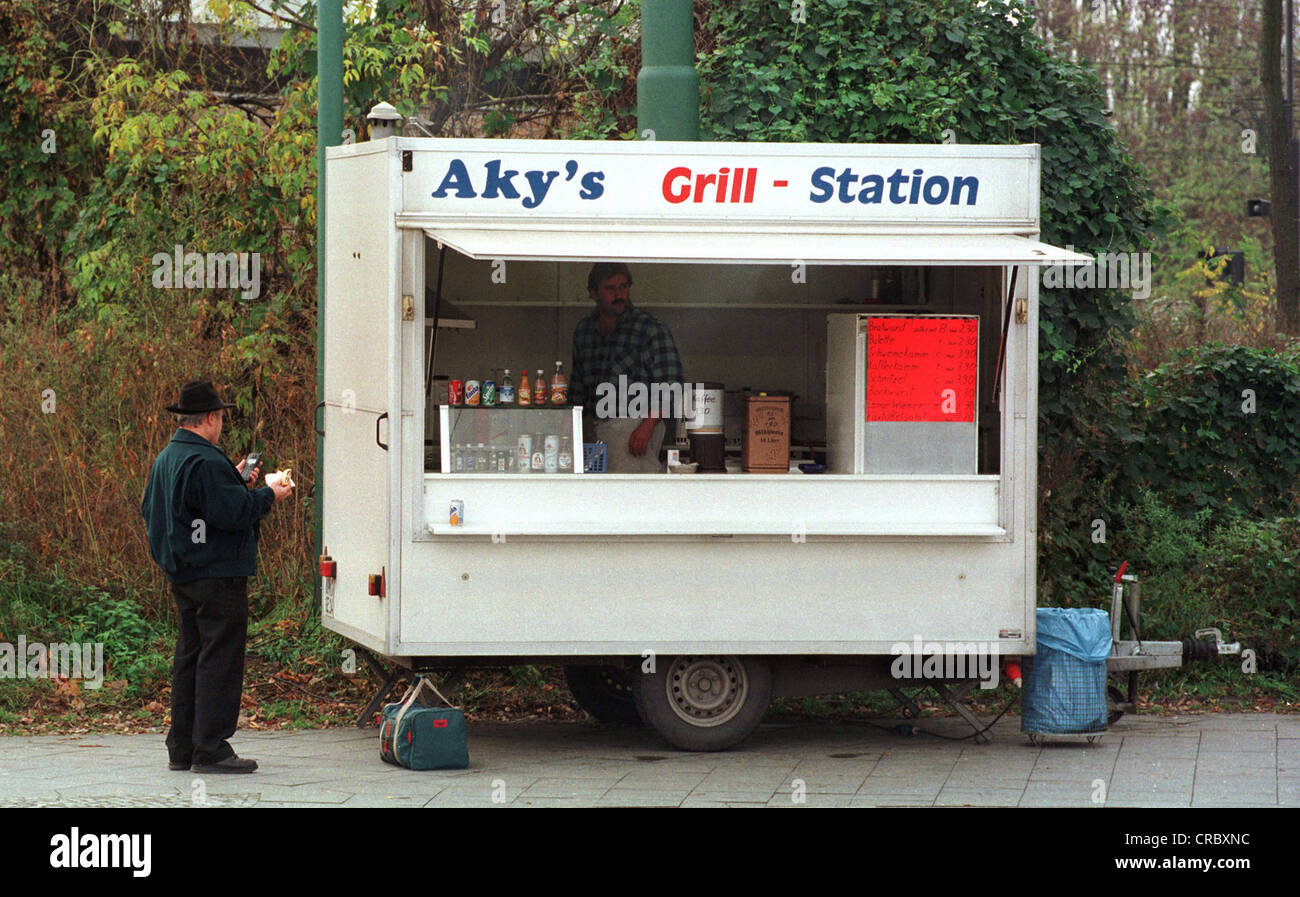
[686,382,726,472]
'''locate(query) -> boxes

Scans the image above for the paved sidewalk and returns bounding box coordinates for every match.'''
[0,713,1294,807]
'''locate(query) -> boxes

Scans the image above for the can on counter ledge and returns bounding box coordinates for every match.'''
[465,380,481,406]
[448,379,464,406]
[449,499,464,526]
[482,378,498,406]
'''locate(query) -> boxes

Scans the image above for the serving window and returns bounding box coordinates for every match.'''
[415,235,1022,537]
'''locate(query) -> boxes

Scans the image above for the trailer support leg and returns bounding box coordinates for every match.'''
[931,682,991,743]
[888,688,923,718]
[356,649,404,728]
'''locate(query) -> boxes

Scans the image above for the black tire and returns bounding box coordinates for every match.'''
[631,655,772,751]
[563,665,641,725]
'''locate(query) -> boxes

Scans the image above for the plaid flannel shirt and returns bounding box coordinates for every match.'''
[570,305,685,417]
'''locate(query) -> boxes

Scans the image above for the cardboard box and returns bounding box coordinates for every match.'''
[742,395,791,472]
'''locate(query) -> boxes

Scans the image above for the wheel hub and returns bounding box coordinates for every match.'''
[667,656,748,727]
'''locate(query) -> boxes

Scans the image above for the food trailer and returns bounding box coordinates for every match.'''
[318,136,1094,750]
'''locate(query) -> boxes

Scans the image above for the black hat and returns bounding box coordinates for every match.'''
[165,380,237,414]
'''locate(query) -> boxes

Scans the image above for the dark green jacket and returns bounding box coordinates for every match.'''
[141,429,275,584]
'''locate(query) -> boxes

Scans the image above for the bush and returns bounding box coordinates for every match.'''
[68,595,171,693]
[1100,492,1298,678]
[1118,344,1300,518]
[1040,344,1300,606]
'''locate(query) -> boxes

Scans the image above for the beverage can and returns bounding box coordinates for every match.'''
[448,379,464,406]
[465,380,481,406]
[516,434,532,472]
[482,379,497,406]
[449,499,464,527]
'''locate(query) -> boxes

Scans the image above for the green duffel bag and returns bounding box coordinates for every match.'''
[379,676,469,770]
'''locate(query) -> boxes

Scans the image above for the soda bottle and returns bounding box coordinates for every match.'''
[550,361,568,405]
[532,369,547,406]
[500,369,516,404]
[518,369,532,406]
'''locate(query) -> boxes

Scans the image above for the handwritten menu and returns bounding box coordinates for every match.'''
[865,317,978,423]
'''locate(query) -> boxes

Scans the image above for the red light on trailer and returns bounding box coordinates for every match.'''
[319,555,336,578]
[368,569,385,597]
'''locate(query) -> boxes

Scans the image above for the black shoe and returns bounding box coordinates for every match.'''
[168,758,192,771]
[192,756,258,774]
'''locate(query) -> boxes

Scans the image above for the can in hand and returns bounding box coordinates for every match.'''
[449,499,464,526]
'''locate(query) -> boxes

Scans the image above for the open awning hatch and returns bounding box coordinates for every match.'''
[420,226,1091,267]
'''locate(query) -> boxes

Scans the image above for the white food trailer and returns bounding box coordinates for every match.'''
[319,137,1092,750]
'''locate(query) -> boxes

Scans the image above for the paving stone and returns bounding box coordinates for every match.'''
[595,790,684,807]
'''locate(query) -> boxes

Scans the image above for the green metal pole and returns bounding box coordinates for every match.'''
[315,0,343,611]
[637,0,699,141]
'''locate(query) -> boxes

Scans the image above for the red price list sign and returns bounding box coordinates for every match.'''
[865,317,978,423]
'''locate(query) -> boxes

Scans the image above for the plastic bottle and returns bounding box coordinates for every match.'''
[558,436,573,473]
[532,369,547,406]
[550,361,568,405]
[518,369,532,406]
[500,369,516,404]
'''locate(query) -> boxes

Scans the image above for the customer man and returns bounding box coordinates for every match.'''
[570,263,685,472]
[141,380,292,774]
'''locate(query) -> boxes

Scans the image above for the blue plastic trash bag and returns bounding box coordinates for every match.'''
[1022,608,1113,735]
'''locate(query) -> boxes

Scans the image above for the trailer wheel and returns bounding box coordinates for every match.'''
[632,655,771,751]
[563,665,641,725]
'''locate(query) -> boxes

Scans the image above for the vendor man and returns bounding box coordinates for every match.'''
[570,263,684,472]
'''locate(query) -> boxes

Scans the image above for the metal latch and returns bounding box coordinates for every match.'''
[402,294,415,321]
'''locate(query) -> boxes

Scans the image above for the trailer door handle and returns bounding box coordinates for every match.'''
[375,411,389,451]
[314,400,326,437]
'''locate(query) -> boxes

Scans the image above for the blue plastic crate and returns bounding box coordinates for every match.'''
[583,442,607,473]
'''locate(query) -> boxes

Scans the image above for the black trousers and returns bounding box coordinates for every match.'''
[166,576,248,765]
